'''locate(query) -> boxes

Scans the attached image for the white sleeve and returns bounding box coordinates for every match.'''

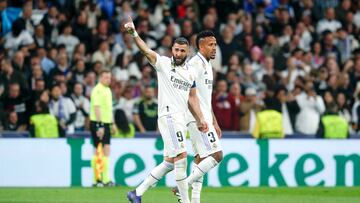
[66,98,77,114]
[315,96,326,114]
[21,31,34,45]
[150,53,162,72]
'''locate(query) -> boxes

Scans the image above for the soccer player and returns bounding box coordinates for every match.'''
[90,69,114,187]
[124,16,208,203]
[174,30,224,203]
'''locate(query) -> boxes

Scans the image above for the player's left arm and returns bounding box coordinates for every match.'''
[212,109,222,138]
[188,86,208,132]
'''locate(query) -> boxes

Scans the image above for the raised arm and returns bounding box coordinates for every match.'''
[124,16,157,65]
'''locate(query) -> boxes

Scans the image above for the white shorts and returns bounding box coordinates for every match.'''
[188,122,222,158]
[158,112,187,158]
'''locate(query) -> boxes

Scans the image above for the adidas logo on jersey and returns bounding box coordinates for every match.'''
[204,71,208,75]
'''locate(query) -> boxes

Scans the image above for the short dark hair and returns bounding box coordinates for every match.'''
[50,83,61,91]
[196,30,215,49]
[173,37,189,46]
[37,101,50,114]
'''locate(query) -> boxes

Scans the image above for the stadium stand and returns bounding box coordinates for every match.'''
[1,0,360,138]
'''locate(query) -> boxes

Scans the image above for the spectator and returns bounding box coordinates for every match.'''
[253,107,284,139]
[336,28,359,63]
[49,84,76,136]
[112,109,135,138]
[281,57,306,91]
[323,90,338,114]
[322,31,341,63]
[229,82,244,107]
[335,0,351,24]
[71,59,87,84]
[316,7,341,34]
[311,41,325,69]
[29,64,45,91]
[13,2,35,35]
[4,19,35,57]
[49,52,72,82]
[33,24,51,49]
[37,47,56,75]
[116,85,136,123]
[91,40,112,69]
[212,80,239,131]
[133,86,158,132]
[1,82,29,127]
[266,85,300,136]
[112,53,131,82]
[12,51,29,76]
[72,43,90,63]
[29,101,59,138]
[239,88,263,133]
[218,25,238,66]
[295,80,326,135]
[40,5,60,42]
[3,111,27,131]
[56,23,80,56]
[83,71,97,98]
[336,91,351,123]
[72,11,92,51]
[317,111,349,139]
[71,83,90,132]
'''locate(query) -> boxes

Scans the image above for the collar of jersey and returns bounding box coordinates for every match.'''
[196,52,210,66]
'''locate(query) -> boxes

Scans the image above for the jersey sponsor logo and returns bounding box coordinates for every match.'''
[170,76,192,91]
[205,79,213,84]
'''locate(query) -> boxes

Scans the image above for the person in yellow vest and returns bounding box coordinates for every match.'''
[29,101,59,138]
[90,69,114,187]
[112,109,135,138]
[317,112,349,139]
[253,107,284,139]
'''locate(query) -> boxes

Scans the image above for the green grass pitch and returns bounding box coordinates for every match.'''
[0,187,359,203]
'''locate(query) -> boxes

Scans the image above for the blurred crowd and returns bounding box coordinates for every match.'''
[1,0,360,137]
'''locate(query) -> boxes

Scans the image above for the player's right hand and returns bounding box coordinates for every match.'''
[124,16,136,35]
[96,127,104,139]
[197,119,209,133]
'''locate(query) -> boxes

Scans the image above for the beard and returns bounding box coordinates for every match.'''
[173,57,186,66]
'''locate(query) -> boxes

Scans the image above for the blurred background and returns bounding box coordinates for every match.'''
[1,0,360,139]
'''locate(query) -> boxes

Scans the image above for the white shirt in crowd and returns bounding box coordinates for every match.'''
[316,19,341,34]
[49,96,77,133]
[281,68,306,91]
[282,103,294,135]
[56,34,80,56]
[295,92,325,135]
[71,94,90,129]
[153,54,195,118]
[4,30,34,57]
[116,97,136,122]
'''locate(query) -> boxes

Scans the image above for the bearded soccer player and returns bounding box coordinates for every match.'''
[124,16,208,203]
